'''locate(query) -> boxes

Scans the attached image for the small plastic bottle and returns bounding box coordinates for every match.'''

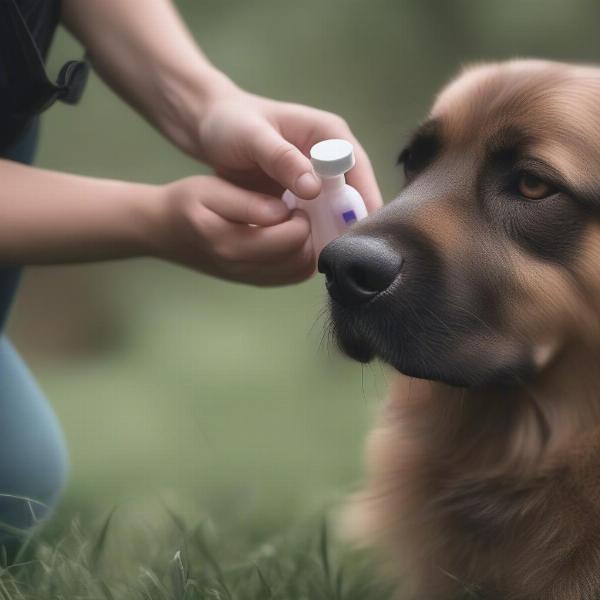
[282,139,368,256]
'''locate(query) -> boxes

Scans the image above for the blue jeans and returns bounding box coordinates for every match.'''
[0,123,68,558]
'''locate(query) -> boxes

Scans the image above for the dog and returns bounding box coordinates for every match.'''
[318,59,600,600]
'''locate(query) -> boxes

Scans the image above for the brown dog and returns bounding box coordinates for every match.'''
[319,59,600,600]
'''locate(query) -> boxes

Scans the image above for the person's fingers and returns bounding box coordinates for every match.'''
[231,210,311,261]
[215,166,284,198]
[237,237,316,286]
[279,110,383,211]
[249,126,321,200]
[202,179,289,226]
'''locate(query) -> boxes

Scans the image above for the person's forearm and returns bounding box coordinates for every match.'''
[0,160,159,265]
[61,0,235,158]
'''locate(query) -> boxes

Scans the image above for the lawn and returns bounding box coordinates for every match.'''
[1,512,399,600]
[3,1,600,598]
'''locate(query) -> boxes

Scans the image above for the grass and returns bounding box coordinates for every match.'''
[0,503,489,600]
[0,507,396,600]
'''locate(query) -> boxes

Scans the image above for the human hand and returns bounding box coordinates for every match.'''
[196,87,383,211]
[153,176,314,286]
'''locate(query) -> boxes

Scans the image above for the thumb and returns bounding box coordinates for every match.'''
[251,127,321,199]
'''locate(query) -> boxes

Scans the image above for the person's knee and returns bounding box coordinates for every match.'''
[0,338,69,541]
[0,425,68,537]
[0,438,67,564]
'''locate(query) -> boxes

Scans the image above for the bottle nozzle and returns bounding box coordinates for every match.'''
[310,139,355,178]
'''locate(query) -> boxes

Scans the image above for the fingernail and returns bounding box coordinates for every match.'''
[295,172,320,198]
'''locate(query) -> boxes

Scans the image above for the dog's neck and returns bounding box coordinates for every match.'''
[393,340,600,473]
[523,341,600,450]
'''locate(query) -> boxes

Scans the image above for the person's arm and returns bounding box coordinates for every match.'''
[0,161,313,285]
[61,0,383,210]
[61,0,227,160]
[0,160,156,264]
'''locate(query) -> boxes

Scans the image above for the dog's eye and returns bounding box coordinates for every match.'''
[399,148,418,178]
[517,172,555,200]
[398,138,437,179]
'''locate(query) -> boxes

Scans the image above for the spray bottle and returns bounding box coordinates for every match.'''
[282,139,368,256]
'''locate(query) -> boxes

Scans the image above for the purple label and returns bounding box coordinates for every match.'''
[342,210,357,224]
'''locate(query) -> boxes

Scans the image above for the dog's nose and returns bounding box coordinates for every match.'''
[318,236,403,306]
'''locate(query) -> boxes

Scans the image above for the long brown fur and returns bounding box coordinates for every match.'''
[345,60,600,600]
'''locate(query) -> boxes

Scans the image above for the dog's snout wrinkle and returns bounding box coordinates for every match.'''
[318,236,403,307]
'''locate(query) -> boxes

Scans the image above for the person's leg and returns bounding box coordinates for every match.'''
[0,336,68,560]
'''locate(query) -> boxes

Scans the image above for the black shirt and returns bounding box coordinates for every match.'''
[16,0,60,59]
[0,0,61,150]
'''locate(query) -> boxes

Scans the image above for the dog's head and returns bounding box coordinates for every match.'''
[320,60,600,388]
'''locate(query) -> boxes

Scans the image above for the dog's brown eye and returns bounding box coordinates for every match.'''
[517,172,554,199]
[398,133,439,180]
[401,150,418,177]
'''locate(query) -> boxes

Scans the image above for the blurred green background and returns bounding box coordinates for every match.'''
[8,0,600,528]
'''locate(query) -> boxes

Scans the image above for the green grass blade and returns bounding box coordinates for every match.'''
[89,506,117,573]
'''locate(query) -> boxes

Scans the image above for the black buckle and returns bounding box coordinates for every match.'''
[55,58,89,105]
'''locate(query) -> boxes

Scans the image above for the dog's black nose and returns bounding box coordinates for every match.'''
[318,236,403,306]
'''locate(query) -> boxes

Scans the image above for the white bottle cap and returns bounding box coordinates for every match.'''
[310,139,355,178]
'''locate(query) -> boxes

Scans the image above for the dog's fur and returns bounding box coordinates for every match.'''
[326,60,600,599]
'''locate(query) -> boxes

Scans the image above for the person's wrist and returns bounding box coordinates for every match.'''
[194,80,249,161]
[198,67,239,106]
[125,182,169,259]
[143,177,211,266]
[158,63,239,159]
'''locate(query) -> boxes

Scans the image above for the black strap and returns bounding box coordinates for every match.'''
[55,56,89,105]
[0,0,89,117]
